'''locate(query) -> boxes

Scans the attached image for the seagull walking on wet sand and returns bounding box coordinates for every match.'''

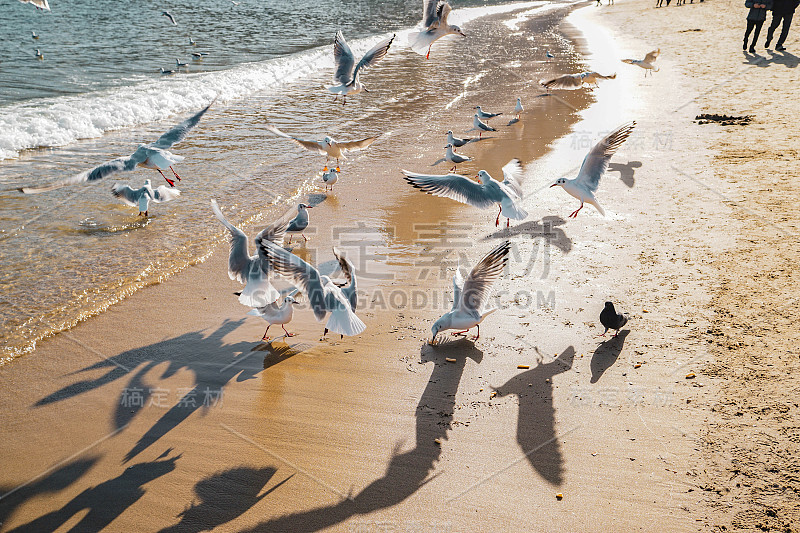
[329,31,395,104]
[445,143,471,171]
[162,11,177,25]
[409,0,466,59]
[286,203,313,243]
[621,49,660,76]
[248,295,300,341]
[472,114,496,138]
[322,168,339,191]
[545,50,555,60]
[402,159,528,227]
[447,130,473,151]
[257,240,365,340]
[112,179,181,217]
[20,100,215,193]
[550,121,636,218]
[599,301,629,337]
[474,106,503,121]
[513,97,523,119]
[265,124,379,171]
[211,200,286,308]
[430,241,510,343]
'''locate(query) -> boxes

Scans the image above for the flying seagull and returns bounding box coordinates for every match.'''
[265,124,379,170]
[550,121,636,218]
[621,49,660,76]
[329,31,395,104]
[112,179,181,217]
[162,11,177,25]
[211,199,286,308]
[409,0,466,59]
[19,0,50,11]
[257,240,365,340]
[402,159,528,227]
[430,241,510,343]
[286,203,313,243]
[540,71,616,90]
[20,100,215,193]
[599,301,629,337]
[248,295,300,341]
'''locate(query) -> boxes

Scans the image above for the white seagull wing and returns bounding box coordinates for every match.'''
[401,170,495,209]
[151,99,215,149]
[333,31,356,86]
[265,125,327,155]
[575,121,636,192]
[351,35,395,84]
[211,199,254,283]
[111,185,143,207]
[20,155,139,194]
[458,241,510,315]
[333,247,358,311]
[151,185,181,203]
[540,73,583,89]
[644,48,660,64]
[501,158,524,197]
[336,135,380,152]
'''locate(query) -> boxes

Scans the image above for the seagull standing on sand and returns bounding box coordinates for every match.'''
[545,50,555,60]
[550,121,636,218]
[322,168,339,191]
[430,241,510,343]
[409,0,466,59]
[20,100,214,193]
[257,241,365,340]
[446,130,473,151]
[286,203,313,243]
[162,11,177,25]
[112,179,181,217]
[541,71,616,89]
[265,124,379,171]
[248,295,300,341]
[474,106,503,121]
[211,200,285,307]
[472,114,496,138]
[402,159,528,227]
[328,31,395,105]
[19,0,50,11]
[599,301,629,337]
[621,49,660,76]
[444,143,471,171]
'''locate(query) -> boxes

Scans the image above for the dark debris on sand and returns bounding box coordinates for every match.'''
[694,113,753,126]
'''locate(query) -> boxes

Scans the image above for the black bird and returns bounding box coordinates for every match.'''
[599,301,629,337]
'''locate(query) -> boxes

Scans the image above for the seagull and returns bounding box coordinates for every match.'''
[508,97,523,124]
[409,0,466,59]
[329,31,394,104]
[474,106,503,121]
[248,295,300,341]
[230,0,240,5]
[19,0,50,11]
[322,168,339,191]
[111,179,181,217]
[402,159,528,227]
[20,100,214,193]
[286,203,313,243]
[189,37,196,46]
[540,71,616,90]
[34,48,44,60]
[265,124,379,170]
[211,199,285,308]
[545,50,555,60]
[446,130,473,151]
[162,11,177,25]
[175,58,188,68]
[550,121,636,218]
[621,49,660,76]
[599,301,629,337]
[32,31,39,39]
[444,143,471,172]
[472,114,496,138]
[257,240,365,340]
[430,241,510,343]
[160,67,176,75]
[191,52,209,59]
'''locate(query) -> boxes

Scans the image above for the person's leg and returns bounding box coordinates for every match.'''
[765,12,782,46]
[776,11,794,48]
[751,20,764,51]
[745,19,756,49]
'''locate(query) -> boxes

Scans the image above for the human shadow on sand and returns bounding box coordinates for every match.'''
[236,338,482,532]
[6,451,180,533]
[33,319,292,464]
[590,330,630,384]
[607,161,641,188]
[493,346,575,486]
[743,49,799,68]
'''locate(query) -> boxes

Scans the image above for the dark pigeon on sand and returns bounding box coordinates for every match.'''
[599,301,629,337]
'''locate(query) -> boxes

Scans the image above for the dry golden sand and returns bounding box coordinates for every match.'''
[1,1,799,531]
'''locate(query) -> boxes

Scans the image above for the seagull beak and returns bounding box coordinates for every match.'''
[550,183,559,188]
[459,31,467,37]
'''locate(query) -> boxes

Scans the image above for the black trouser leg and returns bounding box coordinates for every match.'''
[746,20,764,48]
[777,11,794,46]
[765,13,782,45]
[745,20,756,45]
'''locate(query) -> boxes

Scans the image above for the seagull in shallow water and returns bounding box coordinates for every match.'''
[446,130,473,151]
[286,203,313,243]
[329,31,395,104]
[20,100,215,193]
[599,301,629,337]
[175,58,188,68]
[409,0,466,59]
[472,114,496,138]
[621,49,660,76]
[265,124,379,170]
[444,143,471,172]
[402,159,528,227]
[160,67,176,75]
[248,295,300,341]
[550,121,636,218]
[430,241,510,343]
[191,52,209,59]
[34,48,43,60]
[162,11,177,25]
[112,179,181,217]
[189,37,196,46]
[211,200,286,308]
[19,0,50,11]
[32,31,39,39]
[257,241,365,340]
[540,71,616,90]
[322,168,339,191]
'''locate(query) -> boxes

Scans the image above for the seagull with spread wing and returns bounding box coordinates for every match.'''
[257,239,364,340]
[19,0,50,11]
[265,124,379,171]
[20,100,214,194]
[621,49,660,76]
[430,241,510,343]
[162,11,177,25]
[550,121,636,218]
[409,0,466,59]
[211,199,286,308]
[540,71,616,90]
[329,31,395,104]
[111,179,181,217]
[402,159,528,227]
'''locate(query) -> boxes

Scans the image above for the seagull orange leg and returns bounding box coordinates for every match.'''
[495,206,502,226]
[169,166,181,181]
[281,325,295,337]
[262,324,271,341]
[451,329,470,337]
[157,169,175,187]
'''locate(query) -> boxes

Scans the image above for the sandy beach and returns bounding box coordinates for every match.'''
[2,0,799,531]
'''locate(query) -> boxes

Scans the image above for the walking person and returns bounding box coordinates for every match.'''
[744,0,773,53]
[765,0,799,50]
